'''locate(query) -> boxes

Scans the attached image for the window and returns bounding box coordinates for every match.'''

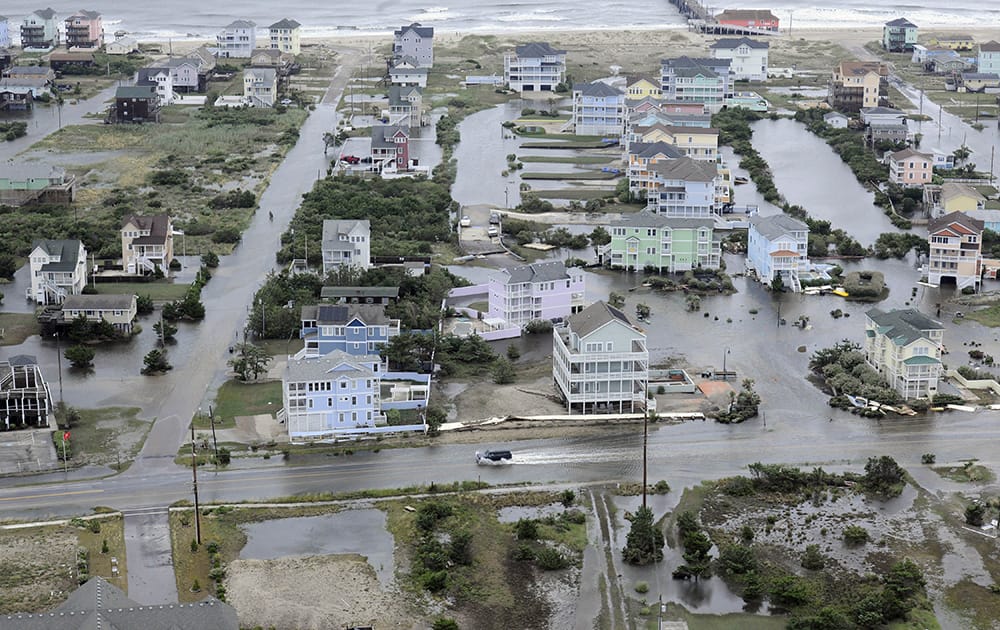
[340,380,348,389]
[912,347,929,356]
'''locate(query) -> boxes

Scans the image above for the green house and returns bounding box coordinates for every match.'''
[599,212,721,273]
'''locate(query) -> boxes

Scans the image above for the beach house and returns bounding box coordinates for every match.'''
[823,111,849,128]
[370,124,410,172]
[883,18,918,53]
[388,85,423,127]
[888,148,932,186]
[927,211,983,291]
[214,19,256,58]
[393,23,434,68]
[626,76,662,100]
[243,67,277,107]
[20,8,59,50]
[111,85,160,123]
[747,214,810,292]
[710,37,769,82]
[136,67,175,106]
[829,61,889,112]
[61,294,138,333]
[487,260,586,328]
[282,351,385,438]
[571,81,625,136]
[322,219,371,273]
[504,42,567,93]
[864,308,944,399]
[269,18,301,55]
[298,304,400,358]
[647,157,718,218]
[660,56,731,112]
[26,239,87,305]
[600,212,720,273]
[977,41,1000,75]
[388,57,428,87]
[64,10,102,48]
[105,35,138,55]
[626,141,685,198]
[627,123,719,162]
[714,9,779,31]
[552,301,649,415]
[121,214,174,275]
[0,166,76,206]
[933,35,975,51]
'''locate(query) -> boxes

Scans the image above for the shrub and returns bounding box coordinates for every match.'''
[534,546,569,570]
[634,581,649,594]
[524,319,553,334]
[921,453,936,464]
[965,501,987,526]
[718,544,756,575]
[843,524,870,546]
[514,518,538,540]
[65,345,96,369]
[513,543,535,562]
[201,251,220,268]
[432,619,459,630]
[560,489,575,507]
[800,544,825,570]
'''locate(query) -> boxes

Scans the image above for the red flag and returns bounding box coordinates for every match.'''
[63,431,70,441]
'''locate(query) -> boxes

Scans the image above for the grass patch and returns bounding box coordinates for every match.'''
[932,462,995,483]
[520,140,617,149]
[61,407,148,470]
[211,380,282,425]
[521,171,620,180]
[255,337,304,357]
[965,304,1000,327]
[944,578,997,629]
[95,282,191,301]
[77,514,128,593]
[518,155,616,165]
[466,300,488,312]
[0,312,41,346]
[532,188,617,200]
[651,603,788,630]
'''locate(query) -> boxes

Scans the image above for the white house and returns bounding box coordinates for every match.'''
[747,214,809,292]
[571,81,625,136]
[552,301,649,414]
[388,57,428,88]
[864,308,944,399]
[487,260,585,328]
[648,157,718,218]
[105,35,138,55]
[860,106,906,126]
[393,23,434,68]
[823,111,849,128]
[504,42,567,93]
[136,67,176,105]
[26,239,87,305]
[243,67,277,107]
[214,19,256,58]
[121,214,174,275]
[20,8,59,50]
[269,18,301,55]
[322,219,371,273]
[710,37,769,82]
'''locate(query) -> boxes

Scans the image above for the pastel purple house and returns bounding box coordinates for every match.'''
[488,260,585,328]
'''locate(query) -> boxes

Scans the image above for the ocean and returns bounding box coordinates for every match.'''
[1,1,998,42]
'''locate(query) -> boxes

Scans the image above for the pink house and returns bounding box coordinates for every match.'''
[488,260,585,328]
[65,10,102,49]
[889,148,932,186]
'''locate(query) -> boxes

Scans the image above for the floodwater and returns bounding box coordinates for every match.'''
[239,509,395,588]
[750,118,899,245]
[452,102,525,208]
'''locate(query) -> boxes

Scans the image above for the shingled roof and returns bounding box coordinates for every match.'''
[867,308,942,347]
[566,301,638,338]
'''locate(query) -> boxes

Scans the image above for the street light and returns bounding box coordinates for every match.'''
[722,347,731,379]
[504,187,509,210]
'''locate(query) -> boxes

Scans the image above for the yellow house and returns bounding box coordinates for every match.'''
[626,76,662,100]
[941,182,986,213]
[631,123,719,162]
[864,308,944,399]
[269,18,301,55]
[933,34,975,51]
[830,61,887,111]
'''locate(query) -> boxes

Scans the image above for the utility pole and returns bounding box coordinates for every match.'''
[642,412,648,510]
[54,332,64,403]
[190,418,202,545]
[209,404,218,458]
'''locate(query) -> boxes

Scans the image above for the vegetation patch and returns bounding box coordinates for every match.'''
[53,406,148,470]
[932,461,995,483]
[0,312,41,346]
[211,380,282,426]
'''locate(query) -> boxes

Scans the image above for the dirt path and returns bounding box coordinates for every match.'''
[590,488,629,630]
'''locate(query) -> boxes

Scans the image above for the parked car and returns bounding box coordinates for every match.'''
[487,226,500,238]
[341,155,361,164]
[459,215,472,227]
[279,98,293,105]
[489,212,501,225]
[476,449,513,464]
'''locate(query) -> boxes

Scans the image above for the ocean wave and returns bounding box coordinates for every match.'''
[407,8,460,22]
[770,6,1000,28]
[495,12,566,22]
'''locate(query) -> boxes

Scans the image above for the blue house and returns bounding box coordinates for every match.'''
[298,304,400,358]
[282,351,383,438]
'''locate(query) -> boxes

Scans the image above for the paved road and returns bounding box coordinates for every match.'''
[0,84,118,163]
[124,507,178,604]
[124,49,360,476]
